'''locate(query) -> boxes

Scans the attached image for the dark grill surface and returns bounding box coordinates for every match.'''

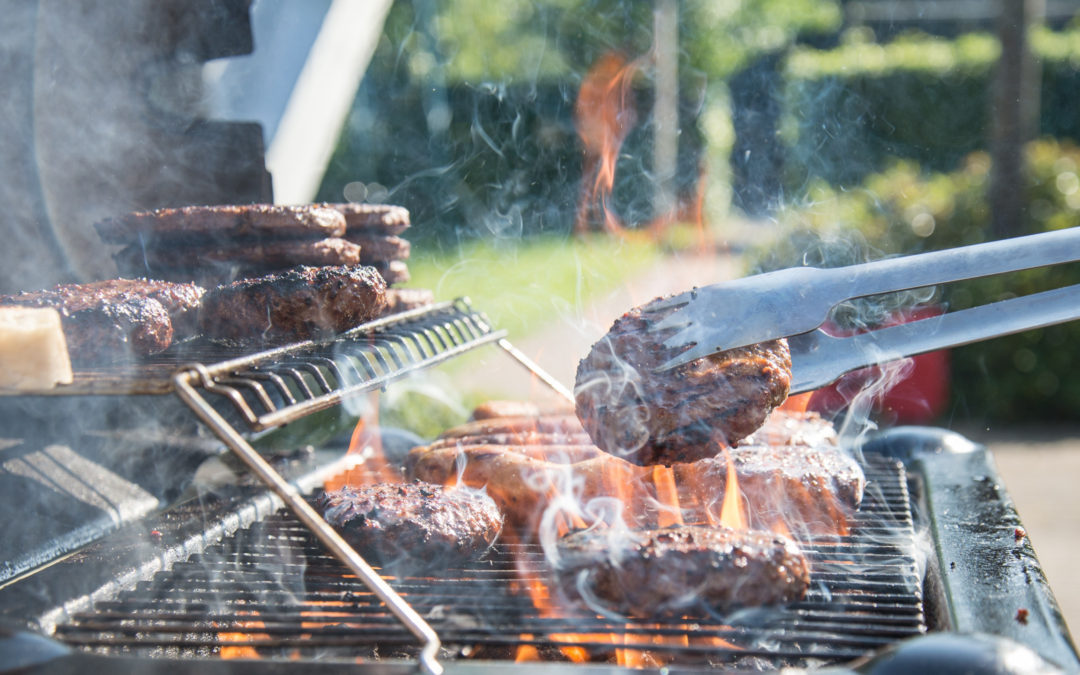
[53,456,926,668]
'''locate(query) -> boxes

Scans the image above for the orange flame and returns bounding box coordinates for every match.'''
[519,577,590,662]
[718,447,747,530]
[575,51,640,236]
[652,465,683,527]
[324,392,399,491]
[780,392,813,414]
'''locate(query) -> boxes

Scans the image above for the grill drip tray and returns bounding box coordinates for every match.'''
[46,456,924,670]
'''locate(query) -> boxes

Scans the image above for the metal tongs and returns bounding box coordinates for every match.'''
[647,228,1080,393]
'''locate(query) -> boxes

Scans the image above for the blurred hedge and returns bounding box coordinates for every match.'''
[761,139,1080,424]
[782,28,1080,189]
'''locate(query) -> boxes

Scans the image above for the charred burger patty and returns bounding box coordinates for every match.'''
[1,278,205,364]
[556,524,810,617]
[318,482,503,570]
[575,298,792,465]
[197,264,386,343]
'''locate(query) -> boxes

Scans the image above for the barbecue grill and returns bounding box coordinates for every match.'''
[2,2,1079,673]
[0,298,1077,674]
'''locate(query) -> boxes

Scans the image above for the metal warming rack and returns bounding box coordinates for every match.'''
[167,298,568,675]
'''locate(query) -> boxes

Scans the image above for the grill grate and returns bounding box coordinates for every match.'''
[53,456,926,668]
[176,299,506,432]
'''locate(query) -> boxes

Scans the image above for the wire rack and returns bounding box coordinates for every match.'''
[173,299,510,432]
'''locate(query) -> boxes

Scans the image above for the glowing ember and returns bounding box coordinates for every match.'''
[217,611,270,660]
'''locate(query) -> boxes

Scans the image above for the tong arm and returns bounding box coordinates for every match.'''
[788,283,1080,394]
[651,227,1080,370]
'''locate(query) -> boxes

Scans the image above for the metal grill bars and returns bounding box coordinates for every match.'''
[54,458,925,668]
[174,299,506,432]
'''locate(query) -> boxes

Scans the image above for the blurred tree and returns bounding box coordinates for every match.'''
[318,0,843,241]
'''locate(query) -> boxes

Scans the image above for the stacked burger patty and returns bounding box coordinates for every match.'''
[96,202,432,347]
[0,203,434,369]
[97,203,412,286]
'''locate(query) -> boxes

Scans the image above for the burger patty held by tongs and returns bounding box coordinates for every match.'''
[574,298,792,466]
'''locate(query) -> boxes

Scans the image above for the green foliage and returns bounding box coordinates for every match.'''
[404,233,661,338]
[787,31,998,79]
[684,0,842,77]
[762,139,1080,423]
[782,27,1080,189]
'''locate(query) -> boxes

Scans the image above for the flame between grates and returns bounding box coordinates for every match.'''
[52,455,925,669]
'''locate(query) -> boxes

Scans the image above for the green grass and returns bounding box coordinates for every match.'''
[402,234,662,338]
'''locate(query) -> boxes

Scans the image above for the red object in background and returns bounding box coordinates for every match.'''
[806,306,951,425]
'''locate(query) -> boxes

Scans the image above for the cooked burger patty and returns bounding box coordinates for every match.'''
[197,265,386,343]
[94,204,346,245]
[575,298,792,465]
[317,482,503,569]
[345,234,411,263]
[323,203,411,235]
[1,279,205,364]
[115,237,363,280]
[371,260,410,285]
[379,288,435,317]
[556,525,810,617]
[674,444,865,535]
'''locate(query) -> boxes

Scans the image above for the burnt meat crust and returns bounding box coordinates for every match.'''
[0,279,205,364]
[317,482,503,569]
[197,265,387,343]
[556,525,810,617]
[575,298,792,465]
[94,204,347,244]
